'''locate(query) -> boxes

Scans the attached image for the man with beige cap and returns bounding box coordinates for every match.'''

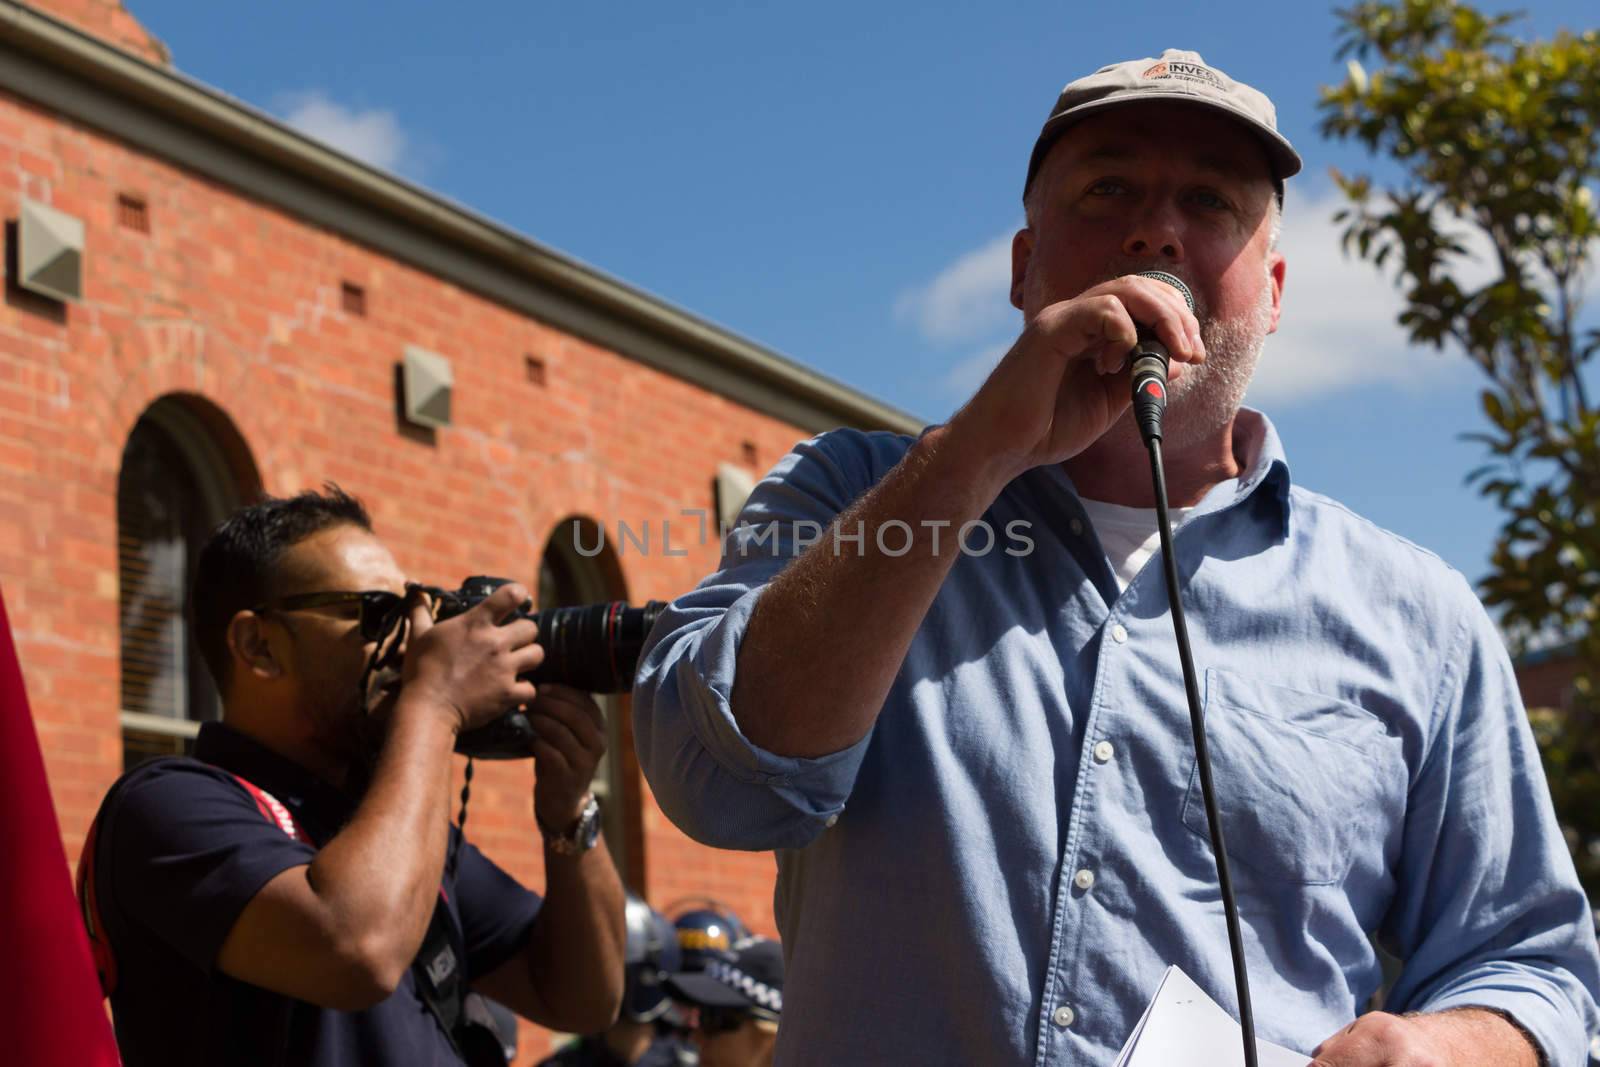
[634,49,1600,1065]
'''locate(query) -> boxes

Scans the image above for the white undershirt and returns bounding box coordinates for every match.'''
[1079,482,1237,592]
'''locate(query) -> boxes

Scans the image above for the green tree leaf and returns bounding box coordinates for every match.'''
[1320,0,1600,905]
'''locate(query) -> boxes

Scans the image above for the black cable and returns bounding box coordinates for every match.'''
[1146,435,1258,1067]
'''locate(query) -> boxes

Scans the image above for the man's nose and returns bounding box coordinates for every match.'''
[1122,201,1185,261]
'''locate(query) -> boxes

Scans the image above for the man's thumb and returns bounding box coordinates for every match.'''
[407,590,436,637]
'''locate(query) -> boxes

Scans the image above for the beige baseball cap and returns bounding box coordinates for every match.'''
[1023,48,1302,198]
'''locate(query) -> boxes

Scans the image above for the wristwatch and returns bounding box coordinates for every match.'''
[538,793,601,855]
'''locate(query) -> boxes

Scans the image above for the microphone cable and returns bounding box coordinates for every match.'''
[1130,270,1258,1067]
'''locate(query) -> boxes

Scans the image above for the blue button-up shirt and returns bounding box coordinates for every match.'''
[633,411,1600,1066]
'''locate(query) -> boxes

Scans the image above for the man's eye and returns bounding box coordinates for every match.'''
[1191,189,1230,209]
[1087,179,1127,196]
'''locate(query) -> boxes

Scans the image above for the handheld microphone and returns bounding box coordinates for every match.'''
[1128,270,1194,444]
[1130,268,1258,1066]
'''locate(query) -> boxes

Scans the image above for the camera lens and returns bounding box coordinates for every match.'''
[530,600,666,693]
[439,577,665,693]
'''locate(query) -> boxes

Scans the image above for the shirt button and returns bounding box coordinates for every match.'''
[824,814,839,828]
[1052,1005,1075,1028]
[1111,624,1128,644]
[1069,518,1084,536]
[1093,740,1115,763]
[1073,869,1095,891]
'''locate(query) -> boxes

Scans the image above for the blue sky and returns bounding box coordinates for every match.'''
[123,0,1599,587]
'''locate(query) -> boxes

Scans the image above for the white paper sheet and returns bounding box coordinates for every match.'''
[1114,965,1309,1067]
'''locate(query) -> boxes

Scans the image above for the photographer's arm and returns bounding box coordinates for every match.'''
[473,686,627,1031]
[214,702,461,1009]
[214,586,540,1010]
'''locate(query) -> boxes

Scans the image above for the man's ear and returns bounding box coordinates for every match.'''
[1010,228,1034,311]
[228,611,284,682]
[1265,251,1286,334]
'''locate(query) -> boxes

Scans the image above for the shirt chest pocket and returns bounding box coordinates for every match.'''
[1181,668,1404,886]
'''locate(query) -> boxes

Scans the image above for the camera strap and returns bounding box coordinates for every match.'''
[76,759,314,999]
[78,761,319,1066]
[411,889,467,1042]
[224,775,493,1064]
[224,774,491,1064]
[410,877,511,1067]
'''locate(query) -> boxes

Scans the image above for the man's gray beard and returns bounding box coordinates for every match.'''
[1162,279,1274,447]
[1091,265,1275,449]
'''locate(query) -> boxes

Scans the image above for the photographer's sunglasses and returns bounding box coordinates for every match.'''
[253,589,407,641]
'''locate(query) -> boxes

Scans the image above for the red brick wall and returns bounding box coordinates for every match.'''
[21,0,170,65]
[1,77,796,1061]
[1516,655,1581,713]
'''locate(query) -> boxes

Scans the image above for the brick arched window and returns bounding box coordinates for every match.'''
[117,398,254,769]
[539,516,643,890]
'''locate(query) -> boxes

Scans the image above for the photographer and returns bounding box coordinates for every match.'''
[83,487,625,1065]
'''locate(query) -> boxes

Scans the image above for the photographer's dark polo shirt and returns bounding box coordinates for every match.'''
[95,722,542,1067]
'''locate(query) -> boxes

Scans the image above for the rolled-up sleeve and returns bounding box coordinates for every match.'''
[1382,578,1600,1066]
[633,429,909,851]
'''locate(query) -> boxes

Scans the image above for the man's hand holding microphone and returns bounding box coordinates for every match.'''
[941,272,1204,496]
[729,272,1205,761]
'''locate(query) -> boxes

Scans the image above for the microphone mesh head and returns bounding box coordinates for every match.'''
[1136,270,1194,312]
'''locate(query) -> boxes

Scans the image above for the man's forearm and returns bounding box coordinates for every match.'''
[1314,1006,1544,1066]
[305,697,456,977]
[1408,1008,1542,1067]
[730,424,1007,758]
[521,836,626,1031]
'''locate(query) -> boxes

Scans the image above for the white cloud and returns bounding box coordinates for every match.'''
[894,229,1019,344]
[902,187,1599,409]
[279,91,412,174]
[940,340,1012,399]
[1249,186,1504,406]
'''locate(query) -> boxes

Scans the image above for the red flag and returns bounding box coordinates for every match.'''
[0,587,121,1066]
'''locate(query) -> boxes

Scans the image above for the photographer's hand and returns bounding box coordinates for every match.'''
[402,583,542,734]
[528,684,607,828]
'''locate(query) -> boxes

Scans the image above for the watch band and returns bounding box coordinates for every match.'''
[539,793,600,855]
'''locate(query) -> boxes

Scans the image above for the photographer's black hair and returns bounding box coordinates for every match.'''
[191,484,373,694]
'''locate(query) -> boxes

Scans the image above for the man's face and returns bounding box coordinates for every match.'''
[267,524,408,765]
[1013,102,1287,445]
[695,1015,777,1067]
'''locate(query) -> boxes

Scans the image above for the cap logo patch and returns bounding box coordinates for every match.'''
[706,959,783,1012]
[1141,61,1222,89]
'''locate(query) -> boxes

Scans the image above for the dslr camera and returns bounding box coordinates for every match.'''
[430,576,665,760]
